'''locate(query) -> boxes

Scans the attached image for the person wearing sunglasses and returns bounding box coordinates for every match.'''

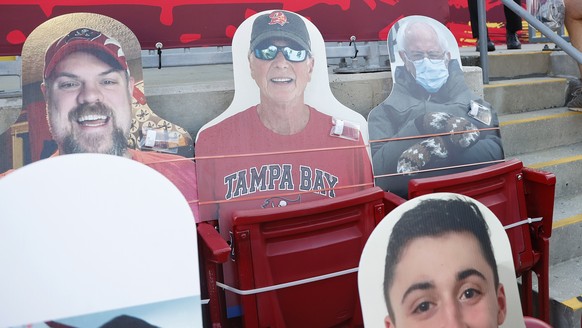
[195,10,374,319]
[247,11,315,136]
[196,9,373,224]
[368,17,504,199]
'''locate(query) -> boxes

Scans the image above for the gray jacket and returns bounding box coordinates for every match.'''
[368,60,504,198]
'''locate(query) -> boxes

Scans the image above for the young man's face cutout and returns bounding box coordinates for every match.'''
[385,232,506,328]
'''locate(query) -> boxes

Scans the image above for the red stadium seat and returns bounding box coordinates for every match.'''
[408,158,556,323]
[196,222,231,326]
[198,186,405,327]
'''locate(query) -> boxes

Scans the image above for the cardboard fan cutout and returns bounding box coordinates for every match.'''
[194,9,375,319]
[21,12,194,162]
[195,9,374,226]
[368,16,504,199]
[358,193,525,328]
[0,154,202,328]
[196,10,370,141]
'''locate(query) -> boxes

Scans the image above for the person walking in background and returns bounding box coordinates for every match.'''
[468,0,523,51]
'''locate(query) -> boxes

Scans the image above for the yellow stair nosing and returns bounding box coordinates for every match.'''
[500,112,580,126]
[561,296,582,311]
[484,78,567,88]
[527,154,582,170]
[553,213,582,230]
[489,51,549,56]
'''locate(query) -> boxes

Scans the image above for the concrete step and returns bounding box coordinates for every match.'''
[142,64,486,137]
[551,193,582,265]
[507,141,582,261]
[499,108,582,156]
[124,64,573,138]
[460,44,571,115]
[550,51,582,79]
[504,135,582,328]
[487,51,550,79]
[484,77,568,115]
[546,255,582,328]
[509,138,582,328]
[509,139,582,328]
[462,48,551,79]
[510,141,582,200]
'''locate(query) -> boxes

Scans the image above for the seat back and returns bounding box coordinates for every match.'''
[0,155,201,327]
[230,187,387,327]
[407,158,557,323]
[408,158,534,275]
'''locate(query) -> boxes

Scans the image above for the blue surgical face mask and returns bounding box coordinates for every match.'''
[411,58,449,93]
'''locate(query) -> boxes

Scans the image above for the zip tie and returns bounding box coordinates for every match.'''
[216,268,358,296]
[504,217,543,230]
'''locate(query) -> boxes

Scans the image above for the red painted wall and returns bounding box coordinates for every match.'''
[0,0,452,55]
[0,0,517,56]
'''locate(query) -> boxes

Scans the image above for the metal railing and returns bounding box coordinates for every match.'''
[141,40,389,72]
[529,23,569,44]
[477,0,582,84]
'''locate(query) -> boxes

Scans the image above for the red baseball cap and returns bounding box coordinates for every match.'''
[44,28,129,80]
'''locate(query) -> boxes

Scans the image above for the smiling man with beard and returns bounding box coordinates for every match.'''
[41,28,135,157]
[2,27,199,220]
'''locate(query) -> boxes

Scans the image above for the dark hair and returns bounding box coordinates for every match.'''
[383,197,499,322]
[100,315,159,328]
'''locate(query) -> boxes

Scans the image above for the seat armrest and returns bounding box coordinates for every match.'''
[197,222,230,263]
[383,191,406,213]
[522,167,556,239]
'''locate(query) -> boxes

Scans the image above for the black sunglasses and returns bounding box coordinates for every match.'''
[254,45,309,62]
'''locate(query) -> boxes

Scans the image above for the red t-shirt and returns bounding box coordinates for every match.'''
[196,105,373,233]
[1,149,199,221]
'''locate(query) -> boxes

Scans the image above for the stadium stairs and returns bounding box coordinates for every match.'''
[462,43,582,328]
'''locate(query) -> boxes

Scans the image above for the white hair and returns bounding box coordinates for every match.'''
[396,19,449,53]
